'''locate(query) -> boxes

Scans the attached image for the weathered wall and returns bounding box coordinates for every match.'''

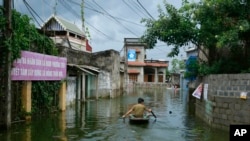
[91,50,122,98]
[66,76,77,106]
[58,46,92,65]
[194,74,250,131]
[97,71,111,97]
[58,47,122,98]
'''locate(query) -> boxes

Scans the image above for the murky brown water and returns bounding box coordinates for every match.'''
[0,87,229,141]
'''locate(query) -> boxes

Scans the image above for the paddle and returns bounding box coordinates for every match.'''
[151,111,157,119]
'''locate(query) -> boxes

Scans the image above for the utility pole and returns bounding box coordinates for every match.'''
[1,0,12,129]
[81,0,85,33]
[81,0,91,41]
[124,39,128,89]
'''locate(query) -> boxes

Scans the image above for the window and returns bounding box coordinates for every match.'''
[129,74,138,82]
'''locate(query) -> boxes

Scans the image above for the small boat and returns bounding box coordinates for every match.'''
[129,116,150,124]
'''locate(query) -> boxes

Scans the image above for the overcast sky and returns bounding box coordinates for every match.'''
[2,0,192,66]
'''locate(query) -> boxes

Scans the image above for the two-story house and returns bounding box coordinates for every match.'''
[41,15,92,52]
[124,38,168,84]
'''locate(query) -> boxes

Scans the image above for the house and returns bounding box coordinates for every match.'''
[41,15,92,53]
[123,38,168,85]
[41,15,123,104]
[40,15,98,105]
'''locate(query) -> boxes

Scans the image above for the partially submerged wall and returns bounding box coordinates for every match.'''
[91,50,122,98]
[194,74,250,131]
[58,47,122,98]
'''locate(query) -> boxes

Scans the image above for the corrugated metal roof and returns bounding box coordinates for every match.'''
[55,16,84,36]
[42,15,84,36]
[67,64,99,75]
[78,65,100,73]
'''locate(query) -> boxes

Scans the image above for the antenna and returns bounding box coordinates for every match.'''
[53,0,58,15]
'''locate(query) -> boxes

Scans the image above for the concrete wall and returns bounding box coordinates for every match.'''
[97,71,111,98]
[66,77,77,106]
[90,50,122,98]
[193,74,250,131]
[138,67,144,82]
[58,46,91,65]
[58,47,122,98]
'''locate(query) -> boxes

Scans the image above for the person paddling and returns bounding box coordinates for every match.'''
[122,97,152,118]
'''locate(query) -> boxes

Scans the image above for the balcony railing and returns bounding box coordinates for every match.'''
[144,59,168,64]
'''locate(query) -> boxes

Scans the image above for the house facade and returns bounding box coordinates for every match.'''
[41,16,122,106]
[123,38,168,85]
[41,15,92,53]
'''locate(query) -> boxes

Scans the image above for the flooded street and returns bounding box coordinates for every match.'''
[0,88,229,141]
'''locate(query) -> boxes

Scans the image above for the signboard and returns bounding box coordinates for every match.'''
[127,49,136,61]
[192,83,203,99]
[203,84,208,100]
[240,92,247,99]
[11,51,67,81]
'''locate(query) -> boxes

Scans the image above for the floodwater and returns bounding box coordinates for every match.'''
[0,87,229,141]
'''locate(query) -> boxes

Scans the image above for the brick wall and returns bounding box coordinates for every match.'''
[194,74,250,131]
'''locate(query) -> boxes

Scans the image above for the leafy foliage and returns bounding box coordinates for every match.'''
[32,81,61,114]
[170,58,185,73]
[1,8,58,62]
[0,7,61,115]
[141,0,250,74]
[184,57,199,80]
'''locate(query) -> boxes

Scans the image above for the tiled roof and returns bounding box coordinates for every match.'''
[128,61,168,67]
[128,62,146,66]
[145,62,168,67]
[128,69,140,74]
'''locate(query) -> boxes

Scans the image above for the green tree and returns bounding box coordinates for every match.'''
[179,59,185,70]
[170,58,185,73]
[0,8,61,115]
[141,0,250,74]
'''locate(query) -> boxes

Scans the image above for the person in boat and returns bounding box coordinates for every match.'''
[122,97,152,118]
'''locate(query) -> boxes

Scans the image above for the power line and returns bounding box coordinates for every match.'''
[23,0,43,27]
[59,0,122,42]
[85,20,122,42]
[136,0,155,20]
[84,0,97,10]
[42,0,53,7]
[83,6,144,27]
[60,0,79,16]
[122,0,144,18]
[24,0,45,23]
[66,0,144,39]
[92,0,139,37]
[68,0,144,27]
[128,0,150,18]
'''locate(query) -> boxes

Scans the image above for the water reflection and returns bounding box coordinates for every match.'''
[0,87,229,141]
